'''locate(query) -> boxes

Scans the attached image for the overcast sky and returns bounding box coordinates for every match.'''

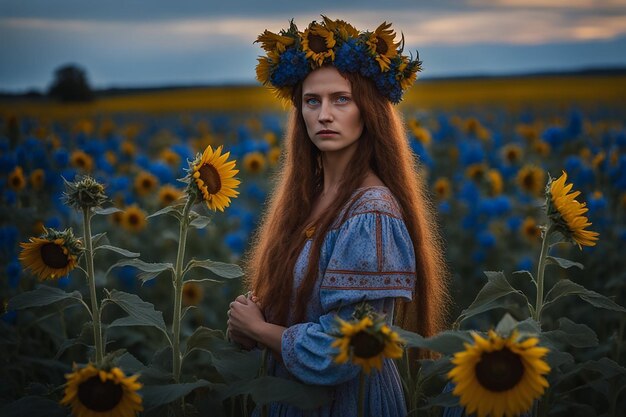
[1,0,626,92]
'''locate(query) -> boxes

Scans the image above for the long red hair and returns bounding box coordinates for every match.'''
[244,68,450,339]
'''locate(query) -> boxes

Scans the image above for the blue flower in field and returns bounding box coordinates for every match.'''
[410,139,433,169]
[458,181,480,204]
[459,140,485,166]
[246,183,267,203]
[57,275,70,288]
[149,161,174,184]
[225,231,246,256]
[564,155,583,174]
[3,189,16,205]
[461,213,479,231]
[616,131,626,147]
[96,155,114,175]
[506,216,523,232]
[117,265,137,290]
[477,230,496,248]
[566,110,583,138]
[471,249,486,263]
[109,176,130,194]
[587,192,607,212]
[45,217,61,229]
[0,225,18,253]
[492,195,512,215]
[53,149,70,167]
[30,148,50,170]
[0,136,9,151]
[576,166,595,187]
[1,310,17,325]
[0,153,17,174]
[618,228,626,243]
[83,139,105,158]
[438,200,451,214]
[171,143,194,163]
[135,154,150,170]
[517,256,533,271]
[7,259,21,288]
[542,126,565,150]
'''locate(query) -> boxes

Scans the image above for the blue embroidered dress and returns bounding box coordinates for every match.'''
[258,186,416,417]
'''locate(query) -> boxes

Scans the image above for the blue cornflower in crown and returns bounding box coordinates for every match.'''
[254,16,423,104]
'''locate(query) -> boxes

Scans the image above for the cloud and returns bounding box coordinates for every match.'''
[469,0,626,10]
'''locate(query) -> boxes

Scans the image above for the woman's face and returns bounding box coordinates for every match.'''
[301,66,364,154]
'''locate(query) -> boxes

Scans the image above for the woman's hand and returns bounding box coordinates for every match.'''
[228,293,286,354]
[227,294,261,350]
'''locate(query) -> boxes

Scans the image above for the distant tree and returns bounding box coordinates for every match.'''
[47,64,94,102]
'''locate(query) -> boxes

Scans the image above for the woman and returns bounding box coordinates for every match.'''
[227,17,449,416]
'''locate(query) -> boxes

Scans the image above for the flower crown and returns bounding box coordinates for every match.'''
[255,16,422,104]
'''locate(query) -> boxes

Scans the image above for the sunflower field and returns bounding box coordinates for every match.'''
[1,75,626,417]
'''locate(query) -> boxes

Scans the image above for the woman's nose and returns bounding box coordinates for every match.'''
[318,101,333,123]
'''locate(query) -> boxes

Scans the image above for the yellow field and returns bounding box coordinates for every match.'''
[1,75,625,118]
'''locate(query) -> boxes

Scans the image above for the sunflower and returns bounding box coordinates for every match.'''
[433,177,452,201]
[19,228,82,281]
[301,22,336,67]
[408,120,432,145]
[8,166,26,191]
[366,22,399,72]
[105,151,118,166]
[501,144,523,165]
[548,171,599,249]
[190,145,240,212]
[243,152,266,174]
[71,150,94,172]
[448,330,550,417]
[256,56,273,85]
[29,168,46,190]
[466,163,488,182]
[159,148,181,166]
[521,217,541,242]
[61,363,143,417]
[532,140,550,157]
[134,171,159,197]
[122,205,147,233]
[517,165,545,197]
[322,15,359,40]
[120,141,136,157]
[487,169,503,196]
[331,316,404,374]
[182,282,204,306]
[268,146,282,167]
[158,185,183,207]
[255,29,295,52]
[516,124,539,142]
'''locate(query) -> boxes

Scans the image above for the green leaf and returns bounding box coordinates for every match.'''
[394,328,473,355]
[189,215,211,229]
[495,313,519,335]
[106,259,173,282]
[184,259,243,280]
[546,256,584,270]
[91,232,108,247]
[542,318,598,348]
[146,204,183,220]
[543,279,626,314]
[94,244,139,258]
[421,390,459,408]
[93,207,122,215]
[106,290,169,340]
[142,380,215,410]
[512,269,535,284]
[185,327,234,357]
[56,322,94,358]
[219,376,331,409]
[7,285,83,311]
[456,271,528,324]
[0,396,67,417]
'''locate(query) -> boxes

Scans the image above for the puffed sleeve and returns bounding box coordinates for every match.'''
[280,211,416,385]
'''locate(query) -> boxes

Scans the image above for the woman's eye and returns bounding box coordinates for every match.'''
[306,98,319,106]
[336,96,350,103]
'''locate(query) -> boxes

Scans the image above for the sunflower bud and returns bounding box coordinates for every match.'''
[63,175,108,211]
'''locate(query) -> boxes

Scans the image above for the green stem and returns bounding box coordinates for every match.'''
[83,208,104,365]
[172,197,194,383]
[358,371,365,417]
[533,225,552,323]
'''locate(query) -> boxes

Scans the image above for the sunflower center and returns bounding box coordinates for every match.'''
[308,34,328,53]
[475,347,524,392]
[142,178,153,188]
[40,243,69,268]
[11,176,23,187]
[350,331,385,359]
[77,376,124,412]
[376,39,389,55]
[523,174,535,188]
[128,213,139,225]
[198,164,221,194]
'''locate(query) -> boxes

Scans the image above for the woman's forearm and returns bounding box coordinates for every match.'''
[251,321,286,354]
